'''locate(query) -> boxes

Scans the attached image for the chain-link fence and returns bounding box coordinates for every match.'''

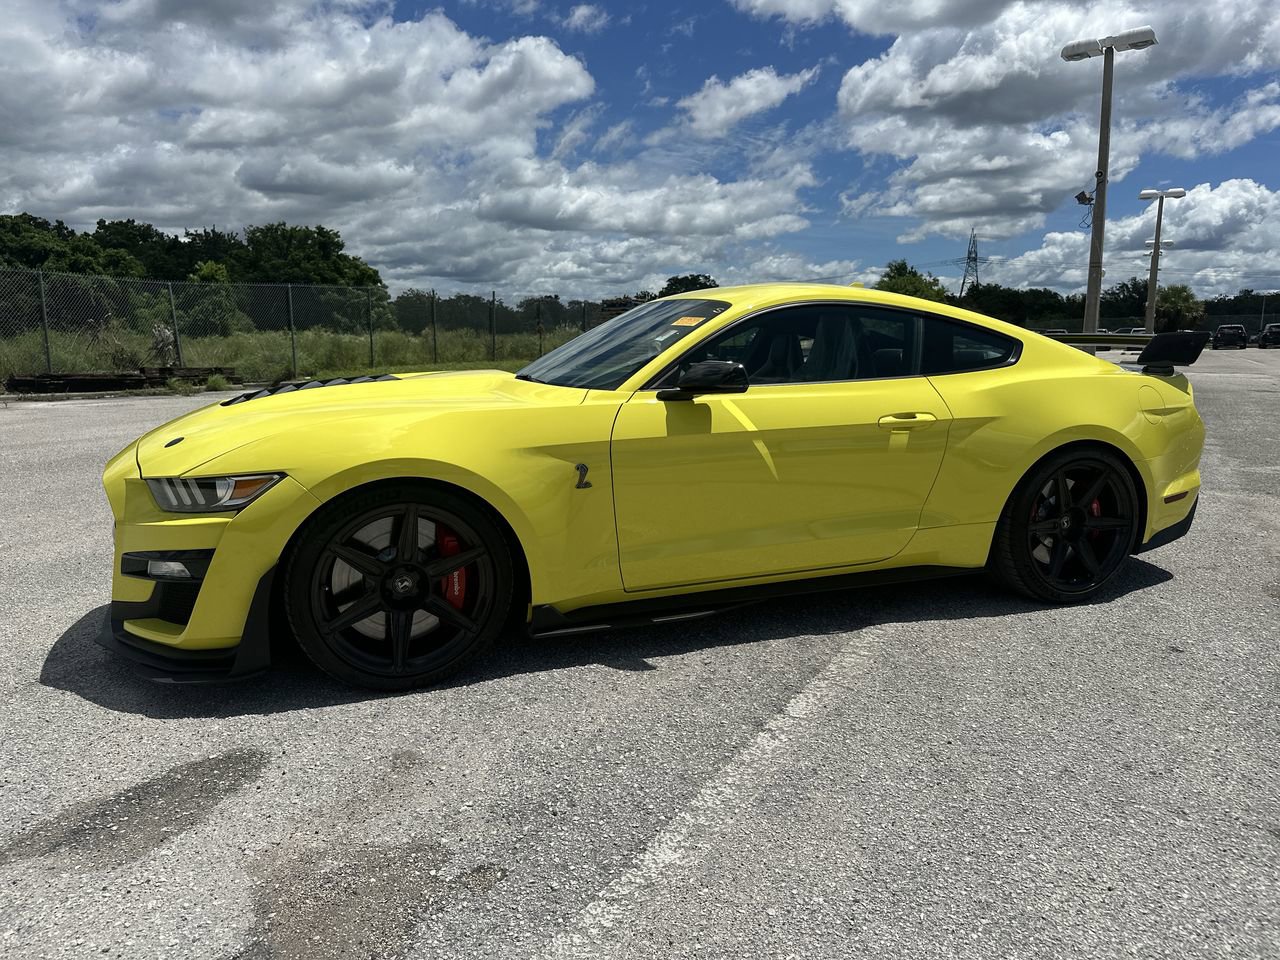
[1103,314,1272,334]
[0,266,619,383]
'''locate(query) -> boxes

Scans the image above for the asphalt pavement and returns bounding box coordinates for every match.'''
[0,348,1277,959]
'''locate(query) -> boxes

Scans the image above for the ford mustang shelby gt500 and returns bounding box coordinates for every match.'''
[100,284,1206,689]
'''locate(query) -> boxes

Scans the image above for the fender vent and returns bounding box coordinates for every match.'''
[222,374,400,406]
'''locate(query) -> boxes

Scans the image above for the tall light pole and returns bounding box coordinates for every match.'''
[1062,26,1159,339]
[1139,187,1186,333]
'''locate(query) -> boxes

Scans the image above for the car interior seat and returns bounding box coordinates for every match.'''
[753,333,804,382]
[872,348,904,377]
[803,315,858,381]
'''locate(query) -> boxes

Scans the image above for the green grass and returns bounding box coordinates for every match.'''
[0,325,580,384]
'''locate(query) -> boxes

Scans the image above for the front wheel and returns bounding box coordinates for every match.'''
[283,484,513,690]
[991,449,1140,603]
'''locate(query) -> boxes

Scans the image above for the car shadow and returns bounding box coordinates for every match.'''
[40,558,1174,720]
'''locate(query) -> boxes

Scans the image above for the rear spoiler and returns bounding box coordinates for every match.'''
[1045,331,1211,376]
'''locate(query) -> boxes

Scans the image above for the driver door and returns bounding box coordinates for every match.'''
[609,303,952,592]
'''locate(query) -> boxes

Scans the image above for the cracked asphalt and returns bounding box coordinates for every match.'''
[1,347,1277,959]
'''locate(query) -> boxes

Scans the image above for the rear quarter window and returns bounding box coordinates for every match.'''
[921,316,1020,375]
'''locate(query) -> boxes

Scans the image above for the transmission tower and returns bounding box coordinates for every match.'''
[960,228,981,297]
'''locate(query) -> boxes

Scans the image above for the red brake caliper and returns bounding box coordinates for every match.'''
[437,527,467,610]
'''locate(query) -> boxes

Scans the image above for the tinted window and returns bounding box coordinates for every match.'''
[657,304,916,386]
[921,316,1019,375]
[516,298,729,390]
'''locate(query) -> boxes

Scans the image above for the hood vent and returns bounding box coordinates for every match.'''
[221,374,401,407]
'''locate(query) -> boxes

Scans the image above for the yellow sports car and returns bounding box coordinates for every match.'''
[100,284,1206,689]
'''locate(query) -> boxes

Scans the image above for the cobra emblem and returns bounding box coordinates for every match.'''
[574,463,592,489]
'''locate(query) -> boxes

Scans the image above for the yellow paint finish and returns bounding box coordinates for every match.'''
[611,377,950,590]
[102,282,1206,646]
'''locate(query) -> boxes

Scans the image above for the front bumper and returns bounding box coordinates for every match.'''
[96,567,277,683]
[101,444,321,682]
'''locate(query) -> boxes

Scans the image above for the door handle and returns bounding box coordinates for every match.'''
[877,412,937,430]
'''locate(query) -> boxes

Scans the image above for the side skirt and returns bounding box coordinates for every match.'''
[528,564,976,638]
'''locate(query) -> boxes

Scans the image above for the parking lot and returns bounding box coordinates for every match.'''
[1,348,1277,960]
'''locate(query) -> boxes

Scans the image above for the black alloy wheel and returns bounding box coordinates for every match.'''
[284,484,513,690]
[992,449,1139,603]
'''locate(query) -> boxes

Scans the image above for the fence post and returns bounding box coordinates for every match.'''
[366,288,374,367]
[430,290,438,364]
[489,290,496,361]
[167,282,184,367]
[537,302,543,357]
[581,300,587,332]
[37,270,52,374]
[286,284,298,380]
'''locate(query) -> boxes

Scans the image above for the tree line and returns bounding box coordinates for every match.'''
[3,213,1268,335]
[874,259,1271,331]
[0,213,382,287]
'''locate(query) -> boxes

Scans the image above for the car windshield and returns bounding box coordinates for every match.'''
[515,298,730,390]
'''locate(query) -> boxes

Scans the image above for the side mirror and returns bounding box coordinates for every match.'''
[656,360,749,401]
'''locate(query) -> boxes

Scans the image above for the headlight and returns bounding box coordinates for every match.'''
[146,474,284,513]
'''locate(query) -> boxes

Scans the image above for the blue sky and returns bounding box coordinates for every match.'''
[2,0,1278,297]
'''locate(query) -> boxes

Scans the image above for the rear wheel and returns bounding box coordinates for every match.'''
[284,484,513,690]
[991,449,1139,603]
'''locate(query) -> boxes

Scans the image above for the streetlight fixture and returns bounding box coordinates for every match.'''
[1061,25,1159,342]
[1139,186,1186,333]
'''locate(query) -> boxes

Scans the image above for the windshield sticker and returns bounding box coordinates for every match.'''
[672,316,706,326]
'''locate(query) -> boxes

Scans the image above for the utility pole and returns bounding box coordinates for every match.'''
[1139,187,1185,334]
[1082,45,1114,338]
[1062,26,1159,340]
[1143,196,1165,334]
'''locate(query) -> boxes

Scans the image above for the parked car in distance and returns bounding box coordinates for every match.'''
[1211,324,1248,349]
[1257,323,1280,349]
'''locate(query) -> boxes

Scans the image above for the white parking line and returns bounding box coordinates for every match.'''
[536,626,888,960]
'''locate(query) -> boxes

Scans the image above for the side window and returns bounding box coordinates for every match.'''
[920,315,1019,375]
[657,304,917,386]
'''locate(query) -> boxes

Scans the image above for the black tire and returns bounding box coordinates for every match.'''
[283,483,513,690]
[991,447,1139,603]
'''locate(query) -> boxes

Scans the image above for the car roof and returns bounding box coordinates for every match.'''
[664,282,1033,341]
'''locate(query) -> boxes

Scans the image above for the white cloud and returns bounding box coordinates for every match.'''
[825,0,1280,242]
[731,0,1009,35]
[983,180,1280,297]
[562,4,609,32]
[720,251,876,286]
[677,66,819,139]
[0,1,827,297]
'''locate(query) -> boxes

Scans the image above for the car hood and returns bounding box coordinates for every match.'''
[135,369,586,477]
